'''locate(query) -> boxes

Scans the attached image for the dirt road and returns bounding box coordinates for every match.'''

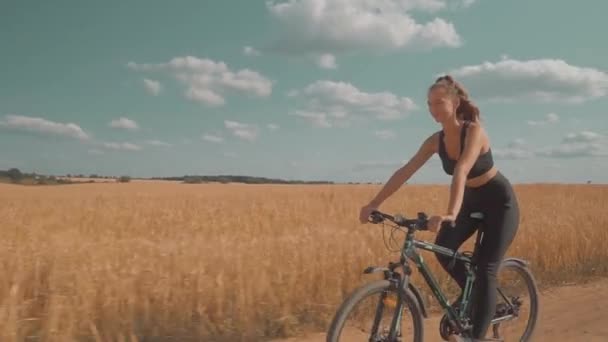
[271,278,608,342]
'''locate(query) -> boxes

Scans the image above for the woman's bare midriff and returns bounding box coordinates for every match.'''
[465,165,498,188]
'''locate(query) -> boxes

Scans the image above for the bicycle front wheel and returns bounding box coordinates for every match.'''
[326,279,424,342]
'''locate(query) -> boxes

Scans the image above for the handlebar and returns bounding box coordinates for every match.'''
[368,210,429,231]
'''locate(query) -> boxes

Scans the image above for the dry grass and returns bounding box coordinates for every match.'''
[0,181,607,341]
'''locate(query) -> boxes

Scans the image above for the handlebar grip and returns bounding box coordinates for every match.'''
[368,210,430,231]
[415,212,429,230]
[368,210,385,224]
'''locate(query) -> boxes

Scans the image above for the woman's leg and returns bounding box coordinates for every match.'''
[434,206,478,291]
[470,188,520,338]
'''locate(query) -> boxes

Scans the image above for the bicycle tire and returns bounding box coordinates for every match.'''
[326,279,424,342]
[493,259,540,342]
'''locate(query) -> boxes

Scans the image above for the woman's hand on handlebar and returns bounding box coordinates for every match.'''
[427,214,456,232]
[359,202,378,224]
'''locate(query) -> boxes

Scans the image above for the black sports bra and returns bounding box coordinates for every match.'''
[438,121,494,179]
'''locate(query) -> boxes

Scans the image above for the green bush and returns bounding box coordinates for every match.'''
[117,176,131,183]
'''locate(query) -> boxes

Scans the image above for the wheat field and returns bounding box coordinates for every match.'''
[0,181,607,341]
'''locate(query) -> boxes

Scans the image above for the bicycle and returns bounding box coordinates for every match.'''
[326,209,539,342]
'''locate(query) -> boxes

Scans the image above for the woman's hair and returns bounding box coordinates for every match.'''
[429,75,480,122]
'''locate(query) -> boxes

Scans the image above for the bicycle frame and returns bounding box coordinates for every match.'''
[364,227,480,339]
[403,230,477,331]
[404,230,520,327]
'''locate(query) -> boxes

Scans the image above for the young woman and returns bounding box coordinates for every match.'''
[358,75,520,342]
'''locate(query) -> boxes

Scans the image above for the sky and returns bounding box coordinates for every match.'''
[1,0,607,184]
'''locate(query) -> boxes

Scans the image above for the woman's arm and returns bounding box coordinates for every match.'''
[368,133,437,207]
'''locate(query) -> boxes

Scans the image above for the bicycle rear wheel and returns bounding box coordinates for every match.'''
[326,279,424,342]
[491,259,539,342]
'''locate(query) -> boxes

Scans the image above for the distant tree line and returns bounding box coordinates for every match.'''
[0,168,133,185]
[0,169,333,185]
[151,175,334,185]
[0,168,73,185]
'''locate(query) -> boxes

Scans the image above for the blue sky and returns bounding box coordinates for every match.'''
[1,0,607,183]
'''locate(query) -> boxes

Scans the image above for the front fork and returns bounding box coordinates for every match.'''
[363,261,411,342]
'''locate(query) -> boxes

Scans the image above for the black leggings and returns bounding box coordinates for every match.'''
[435,171,519,339]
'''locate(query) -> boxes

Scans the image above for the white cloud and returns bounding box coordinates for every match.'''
[265,0,465,56]
[143,78,162,96]
[0,114,90,140]
[317,53,337,69]
[186,88,226,106]
[527,112,560,126]
[493,139,535,160]
[510,138,526,146]
[539,131,607,158]
[224,120,259,141]
[102,142,142,151]
[290,80,417,127]
[538,143,608,158]
[546,113,560,123]
[109,117,139,131]
[202,134,224,143]
[243,46,261,56]
[494,132,608,159]
[562,131,602,143]
[128,56,273,107]
[292,110,333,128]
[267,123,280,131]
[145,139,172,147]
[446,58,608,103]
[375,129,396,140]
